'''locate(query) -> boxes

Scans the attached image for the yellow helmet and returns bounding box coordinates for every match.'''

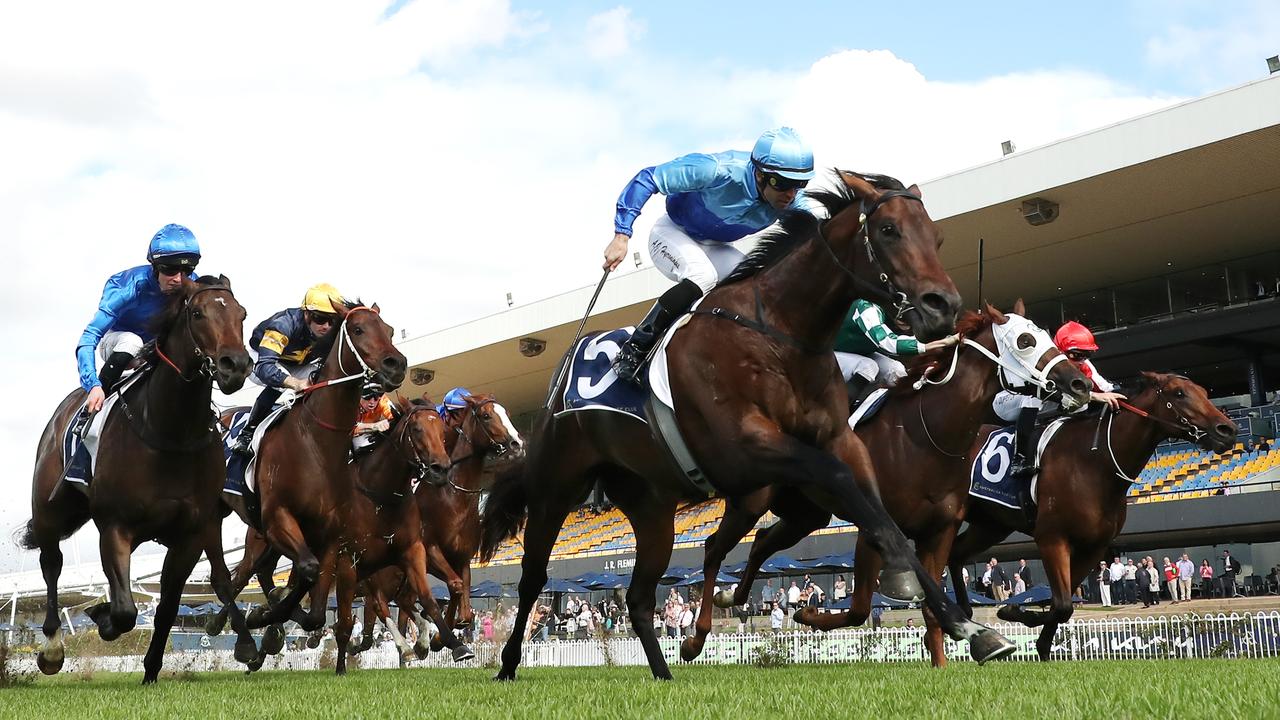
[301,283,343,314]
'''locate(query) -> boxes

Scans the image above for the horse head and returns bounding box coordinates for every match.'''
[1133,372,1236,453]
[833,171,962,341]
[457,394,524,459]
[332,301,407,392]
[979,299,1092,411]
[161,275,251,393]
[393,396,452,485]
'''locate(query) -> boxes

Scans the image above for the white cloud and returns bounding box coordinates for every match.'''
[1143,0,1280,91]
[584,7,645,61]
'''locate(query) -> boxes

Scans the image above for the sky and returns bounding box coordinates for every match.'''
[1,0,1277,575]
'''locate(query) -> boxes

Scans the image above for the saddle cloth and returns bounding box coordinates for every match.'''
[968,418,1067,509]
[222,402,291,496]
[557,327,647,421]
[847,388,890,430]
[60,370,144,488]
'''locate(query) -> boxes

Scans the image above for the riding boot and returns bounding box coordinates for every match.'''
[613,279,702,384]
[97,351,134,395]
[231,387,283,457]
[1008,405,1040,480]
[845,375,871,415]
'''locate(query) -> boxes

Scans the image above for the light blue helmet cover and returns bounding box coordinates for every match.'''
[751,127,815,180]
[437,387,473,416]
[146,223,201,264]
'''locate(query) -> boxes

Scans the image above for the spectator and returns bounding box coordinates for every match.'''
[1136,559,1154,608]
[1163,557,1179,604]
[961,566,970,592]
[663,600,680,638]
[578,602,594,639]
[769,602,784,632]
[761,580,774,608]
[1146,556,1161,606]
[981,564,993,597]
[736,601,750,633]
[871,605,884,630]
[1097,562,1112,607]
[809,584,825,608]
[988,558,1009,601]
[1124,558,1139,605]
[1177,554,1196,602]
[1109,557,1126,604]
[833,575,847,603]
[787,581,801,608]
[1012,573,1026,596]
[1016,559,1034,587]
[679,602,694,638]
[1222,550,1241,598]
[1199,559,1215,599]
[481,611,494,641]
[802,574,814,590]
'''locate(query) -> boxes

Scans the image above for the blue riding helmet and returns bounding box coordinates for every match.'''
[146,223,201,266]
[751,127,815,181]
[437,387,473,416]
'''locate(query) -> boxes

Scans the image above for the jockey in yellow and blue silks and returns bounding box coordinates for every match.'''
[229,283,345,457]
[603,127,816,382]
[77,224,201,414]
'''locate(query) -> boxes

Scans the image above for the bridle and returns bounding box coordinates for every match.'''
[153,285,238,383]
[1101,379,1212,483]
[392,404,448,485]
[817,188,926,323]
[298,307,390,432]
[447,398,509,463]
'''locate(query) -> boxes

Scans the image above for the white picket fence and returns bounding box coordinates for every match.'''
[14,612,1280,674]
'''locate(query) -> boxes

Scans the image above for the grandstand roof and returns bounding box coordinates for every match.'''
[400,75,1280,416]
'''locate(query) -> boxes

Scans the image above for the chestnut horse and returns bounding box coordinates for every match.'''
[948,372,1237,660]
[689,302,1092,666]
[480,172,1014,682]
[355,392,524,657]
[24,276,254,683]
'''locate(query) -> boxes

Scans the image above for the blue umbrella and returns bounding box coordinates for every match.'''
[542,578,590,594]
[581,572,630,590]
[800,552,855,571]
[672,571,740,587]
[722,561,748,575]
[945,589,999,606]
[469,580,505,598]
[826,593,911,610]
[1003,586,1084,606]
[759,554,808,576]
[572,572,602,585]
[176,605,198,617]
[659,566,697,585]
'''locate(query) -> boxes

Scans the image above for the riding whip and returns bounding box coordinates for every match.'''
[543,269,612,410]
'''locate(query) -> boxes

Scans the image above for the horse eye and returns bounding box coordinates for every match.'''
[1016,333,1035,350]
[1175,389,1185,399]
[192,310,204,319]
[880,223,897,236]
[353,326,364,335]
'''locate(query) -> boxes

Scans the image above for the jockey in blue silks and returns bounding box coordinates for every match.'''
[602,127,816,382]
[76,224,201,414]
[437,387,473,421]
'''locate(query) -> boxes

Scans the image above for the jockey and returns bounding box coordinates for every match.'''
[230,283,345,457]
[437,387,473,423]
[605,127,816,382]
[834,299,958,411]
[353,381,395,457]
[998,320,1126,480]
[76,224,201,414]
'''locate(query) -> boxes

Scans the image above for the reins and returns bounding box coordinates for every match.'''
[296,307,383,432]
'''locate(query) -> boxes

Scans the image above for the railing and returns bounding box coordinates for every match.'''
[13,612,1279,674]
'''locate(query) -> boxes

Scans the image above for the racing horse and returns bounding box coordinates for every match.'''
[689,301,1092,667]
[24,276,254,683]
[480,171,1015,682]
[354,391,524,657]
[948,371,1236,661]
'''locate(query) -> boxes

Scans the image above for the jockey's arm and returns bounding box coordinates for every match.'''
[852,301,922,356]
[252,329,307,392]
[76,273,139,391]
[607,153,721,270]
[1084,360,1125,408]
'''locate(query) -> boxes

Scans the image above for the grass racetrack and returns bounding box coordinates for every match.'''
[7,659,1279,719]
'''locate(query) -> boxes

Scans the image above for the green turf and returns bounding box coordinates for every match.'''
[7,659,1278,719]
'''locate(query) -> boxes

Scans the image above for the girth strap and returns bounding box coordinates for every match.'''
[691,286,826,354]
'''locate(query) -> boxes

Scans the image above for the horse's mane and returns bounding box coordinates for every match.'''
[719,170,909,287]
[144,276,229,353]
[891,310,993,394]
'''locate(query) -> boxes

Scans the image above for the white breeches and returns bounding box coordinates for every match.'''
[993,390,1045,423]
[648,215,746,293]
[835,352,907,385]
[98,331,144,361]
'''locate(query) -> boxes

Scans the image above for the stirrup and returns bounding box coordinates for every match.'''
[230,435,255,458]
[611,346,646,384]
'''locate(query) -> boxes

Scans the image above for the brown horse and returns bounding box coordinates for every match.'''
[24,276,253,683]
[480,171,1015,682]
[355,392,524,657]
[948,371,1237,660]
[689,301,1091,666]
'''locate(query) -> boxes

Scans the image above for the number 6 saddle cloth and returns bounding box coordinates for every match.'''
[969,418,1069,509]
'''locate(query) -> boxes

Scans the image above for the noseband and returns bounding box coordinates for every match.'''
[818,189,926,323]
[154,285,238,383]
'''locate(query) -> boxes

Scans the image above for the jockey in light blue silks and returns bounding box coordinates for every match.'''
[76,224,201,415]
[603,127,816,382]
[437,387,473,422]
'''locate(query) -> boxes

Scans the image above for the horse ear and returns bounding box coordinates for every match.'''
[984,301,1007,324]
[907,183,922,199]
[420,392,435,406]
[371,302,381,314]
[218,274,232,290]
[1012,297,1026,316]
[838,171,876,201]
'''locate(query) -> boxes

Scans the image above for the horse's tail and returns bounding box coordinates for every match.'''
[15,520,38,550]
[479,457,529,563]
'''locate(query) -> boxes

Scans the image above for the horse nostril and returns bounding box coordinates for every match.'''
[1215,423,1235,439]
[429,463,447,475]
[919,292,950,317]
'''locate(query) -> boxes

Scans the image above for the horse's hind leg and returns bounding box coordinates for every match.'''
[88,524,137,641]
[249,509,320,628]
[607,475,678,681]
[915,526,960,668]
[1027,539,1094,661]
[948,521,1012,620]
[732,493,831,607]
[142,541,203,684]
[33,531,72,675]
[401,543,473,662]
[203,528,260,666]
[799,534,877,632]
[682,495,765,662]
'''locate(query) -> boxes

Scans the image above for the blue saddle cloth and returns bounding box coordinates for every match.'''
[222,409,252,496]
[968,426,1030,509]
[61,409,93,487]
[559,328,647,422]
[847,388,890,430]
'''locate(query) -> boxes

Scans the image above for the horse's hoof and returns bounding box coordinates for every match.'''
[679,637,703,662]
[85,603,111,629]
[233,638,258,665]
[414,643,430,660]
[793,607,821,628]
[305,633,321,650]
[247,653,266,673]
[204,614,226,636]
[246,607,267,628]
[493,670,516,682]
[36,650,65,675]
[452,644,476,662]
[267,587,289,607]
[996,604,1020,623]
[429,634,445,653]
[141,674,158,686]
[712,590,736,609]
[969,628,1017,665]
[262,625,287,656]
[878,569,924,602]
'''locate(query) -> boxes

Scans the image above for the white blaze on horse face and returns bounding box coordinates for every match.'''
[214,297,227,307]
[493,403,522,447]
